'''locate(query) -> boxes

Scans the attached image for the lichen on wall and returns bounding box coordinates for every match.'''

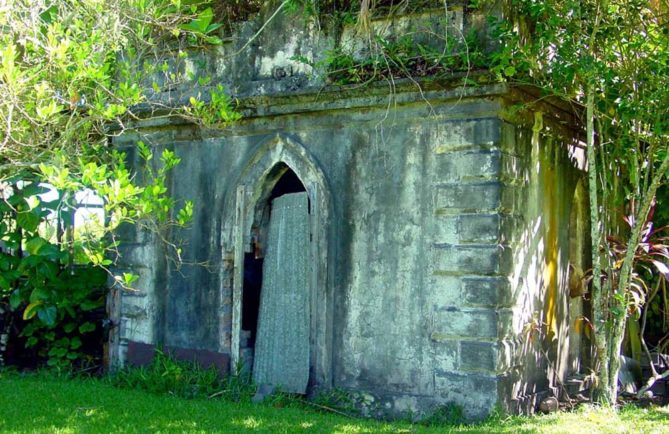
[499,103,589,412]
[110,2,587,421]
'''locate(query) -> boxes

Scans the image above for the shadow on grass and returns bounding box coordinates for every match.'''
[0,372,667,434]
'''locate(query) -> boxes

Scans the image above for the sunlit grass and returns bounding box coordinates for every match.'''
[0,371,667,433]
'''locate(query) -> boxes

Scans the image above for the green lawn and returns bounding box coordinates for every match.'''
[0,372,667,433]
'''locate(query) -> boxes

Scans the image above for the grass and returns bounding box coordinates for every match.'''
[0,371,668,433]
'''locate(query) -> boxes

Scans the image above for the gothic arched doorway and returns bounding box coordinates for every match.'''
[227,135,333,394]
[241,166,310,393]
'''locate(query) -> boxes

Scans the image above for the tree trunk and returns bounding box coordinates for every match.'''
[586,84,614,404]
[606,150,669,402]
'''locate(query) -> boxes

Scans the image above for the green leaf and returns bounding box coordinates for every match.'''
[25,237,48,255]
[79,322,96,333]
[19,255,46,271]
[20,182,50,198]
[23,301,43,320]
[80,300,101,311]
[123,272,139,286]
[29,287,50,303]
[37,305,57,326]
[205,23,222,33]
[17,211,40,232]
[66,352,79,360]
[504,66,516,77]
[70,336,82,350]
[49,346,68,358]
[0,275,10,291]
[36,244,62,261]
[39,5,58,24]
[177,201,193,225]
[9,290,22,309]
[181,7,214,33]
[203,35,222,45]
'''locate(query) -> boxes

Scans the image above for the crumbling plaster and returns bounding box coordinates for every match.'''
[110,2,589,420]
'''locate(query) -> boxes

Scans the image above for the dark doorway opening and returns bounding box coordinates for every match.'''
[240,166,306,371]
[268,168,306,202]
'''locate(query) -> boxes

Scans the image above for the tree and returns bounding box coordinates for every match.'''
[494,0,669,404]
[0,0,237,367]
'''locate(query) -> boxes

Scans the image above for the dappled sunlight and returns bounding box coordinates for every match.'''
[532,406,667,434]
[236,416,263,429]
[330,422,413,433]
[1,374,666,433]
[509,213,551,402]
[332,423,373,433]
[502,129,592,410]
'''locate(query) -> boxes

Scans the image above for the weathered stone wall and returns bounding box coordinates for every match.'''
[141,1,491,107]
[111,2,586,420]
[114,88,511,418]
[335,105,507,419]
[496,102,589,413]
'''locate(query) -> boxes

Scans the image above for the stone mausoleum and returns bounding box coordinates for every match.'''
[108,2,591,419]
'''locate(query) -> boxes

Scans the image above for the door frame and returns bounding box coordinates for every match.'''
[226,134,333,390]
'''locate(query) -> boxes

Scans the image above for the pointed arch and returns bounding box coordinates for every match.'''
[241,134,329,215]
[223,133,333,390]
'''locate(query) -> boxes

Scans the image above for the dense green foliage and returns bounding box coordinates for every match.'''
[489,0,669,402]
[0,0,237,368]
[0,180,107,369]
[308,31,487,85]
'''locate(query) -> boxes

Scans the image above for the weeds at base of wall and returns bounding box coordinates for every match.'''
[106,351,315,406]
[104,351,473,427]
[309,387,363,416]
[107,350,255,401]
